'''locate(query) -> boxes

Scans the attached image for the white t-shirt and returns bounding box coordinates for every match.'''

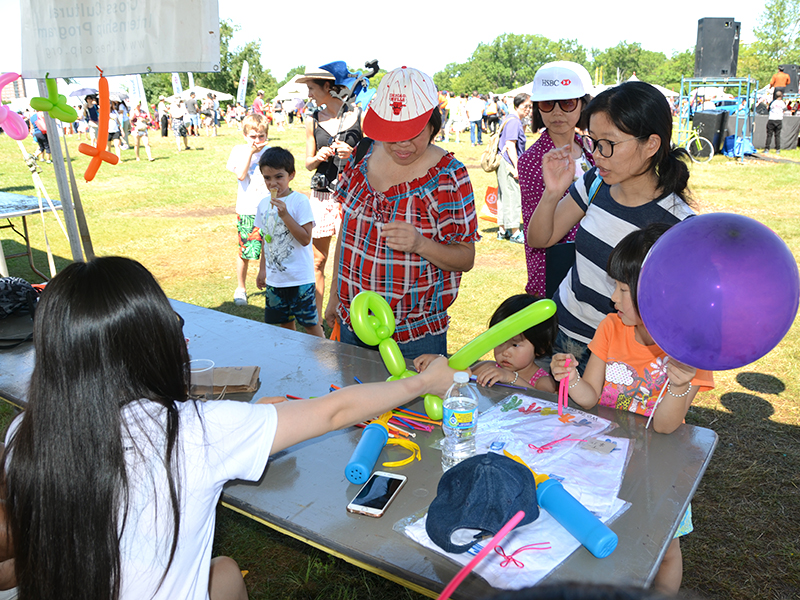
[254,190,316,287]
[108,110,121,133]
[227,144,269,215]
[6,399,276,600]
[466,97,486,122]
[769,99,787,120]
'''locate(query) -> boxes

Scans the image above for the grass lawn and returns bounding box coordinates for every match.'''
[0,122,798,599]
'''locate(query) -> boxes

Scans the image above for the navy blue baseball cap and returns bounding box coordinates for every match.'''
[426,453,539,554]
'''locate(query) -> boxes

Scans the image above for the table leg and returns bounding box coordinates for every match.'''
[21,217,49,281]
[0,238,8,277]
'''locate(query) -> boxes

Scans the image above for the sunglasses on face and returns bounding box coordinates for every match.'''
[537,98,580,113]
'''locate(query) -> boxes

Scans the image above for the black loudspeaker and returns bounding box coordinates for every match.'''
[693,111,727,153]
[694,18,740,77]
[778,64,799,93]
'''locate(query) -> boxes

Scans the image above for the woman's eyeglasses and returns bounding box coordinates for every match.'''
[537,98,579,113]
[581,135,642,158]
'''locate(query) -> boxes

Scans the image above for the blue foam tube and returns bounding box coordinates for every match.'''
[536,478,618,559]
[345,423,389,484]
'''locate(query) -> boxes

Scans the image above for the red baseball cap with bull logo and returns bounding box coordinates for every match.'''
[530,61,593,102]
[363,66,438,142]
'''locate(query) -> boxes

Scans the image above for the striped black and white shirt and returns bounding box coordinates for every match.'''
[555,167,695,344]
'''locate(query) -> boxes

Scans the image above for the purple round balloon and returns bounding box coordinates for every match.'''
[638,213,800,371]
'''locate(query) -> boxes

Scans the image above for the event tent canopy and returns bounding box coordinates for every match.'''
[167,86,233,103]
[274,75,309,102]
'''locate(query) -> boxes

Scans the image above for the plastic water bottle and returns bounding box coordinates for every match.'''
[441,371,479,472]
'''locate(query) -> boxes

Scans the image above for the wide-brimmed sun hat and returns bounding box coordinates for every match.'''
[362,66,438,142]
[296,65,337,84]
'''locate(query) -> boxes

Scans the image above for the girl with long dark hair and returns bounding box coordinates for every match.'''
[2,257,455,600]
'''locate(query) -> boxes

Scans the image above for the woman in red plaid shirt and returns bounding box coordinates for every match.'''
[325,67,480,360]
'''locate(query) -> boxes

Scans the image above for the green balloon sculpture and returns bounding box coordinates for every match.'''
[350,291,557,419]
[30,77,78,123]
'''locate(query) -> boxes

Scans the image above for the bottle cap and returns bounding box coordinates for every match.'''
[453,371,469,384]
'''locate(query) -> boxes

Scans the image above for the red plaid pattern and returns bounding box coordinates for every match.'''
[334,149,479,343]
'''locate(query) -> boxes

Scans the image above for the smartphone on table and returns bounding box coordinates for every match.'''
[346,471,407,518]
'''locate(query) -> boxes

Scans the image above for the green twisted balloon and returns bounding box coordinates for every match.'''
[350,291,557,419]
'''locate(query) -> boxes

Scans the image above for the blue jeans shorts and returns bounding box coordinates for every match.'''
[338,320,447,361]
[264,283,318,327]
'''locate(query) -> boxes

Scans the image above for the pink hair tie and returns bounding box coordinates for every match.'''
[494,542,552,568]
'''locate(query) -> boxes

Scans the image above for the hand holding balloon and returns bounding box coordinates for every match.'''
[665,357,695,391]
[0,73,29,140]
[350,291,447,418]
[550,353,578,383]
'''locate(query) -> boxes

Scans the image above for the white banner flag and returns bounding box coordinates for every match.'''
[20,0,221,78]
[171,73,183,96]
[133,74,149,113]
[188,72,195,89]
[236,60,248,106]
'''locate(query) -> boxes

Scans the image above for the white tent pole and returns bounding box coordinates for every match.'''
[37,78,84,264]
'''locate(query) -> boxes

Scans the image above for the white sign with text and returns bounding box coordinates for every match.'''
[20,0,220,78]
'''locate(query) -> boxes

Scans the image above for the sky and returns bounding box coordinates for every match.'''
[0,0,766,81]
[219,0,766,80]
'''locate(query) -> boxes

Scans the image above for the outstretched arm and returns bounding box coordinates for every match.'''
[269,357,457,453]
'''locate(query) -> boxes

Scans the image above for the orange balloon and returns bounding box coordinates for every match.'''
[79,73,118,181]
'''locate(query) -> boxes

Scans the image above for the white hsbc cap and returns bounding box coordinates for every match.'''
[530,61,593,102]
[363,66,438,142]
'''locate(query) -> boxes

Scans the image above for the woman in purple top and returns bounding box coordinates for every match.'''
[496,93,533,243]
[519,62,595,296]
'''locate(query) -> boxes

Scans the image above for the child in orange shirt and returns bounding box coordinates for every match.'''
[552,223,714,594]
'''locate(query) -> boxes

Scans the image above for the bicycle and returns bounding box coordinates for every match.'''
[676,127,714,163]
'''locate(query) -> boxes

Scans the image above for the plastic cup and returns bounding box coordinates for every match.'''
[189,359,215,400]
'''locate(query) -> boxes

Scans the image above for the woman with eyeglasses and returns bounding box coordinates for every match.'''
[519,62,595,293]
[527,80,695,374]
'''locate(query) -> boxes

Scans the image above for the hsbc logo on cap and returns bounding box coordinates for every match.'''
[541,78,572,87]
[389,92,406,115]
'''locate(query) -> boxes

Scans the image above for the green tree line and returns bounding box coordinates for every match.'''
[141,20,282,106]
[434,3,800,94]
